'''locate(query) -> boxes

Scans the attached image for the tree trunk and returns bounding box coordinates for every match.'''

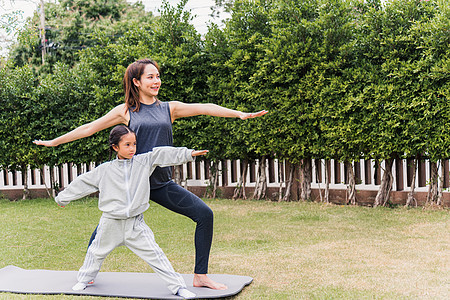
[405,157,418,208]
[316,160,323,203]
[345,161,356,205]
[173,165,183,186]
[373,158,394,208]
[324,160,330,203]
[300,158,312,201]
[282,162,295,202]
[278,160,285,202]
[426,161,439,206]
[206,160,220,199]
[233,159,248,200]
[39,167,53,199]
[437,160,445,207]
[213,161,220,198]
[253,156,267,200]
[49,166,56,198]
[21,166,30,200]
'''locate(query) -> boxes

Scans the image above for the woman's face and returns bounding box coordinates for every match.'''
[134,63,161,99]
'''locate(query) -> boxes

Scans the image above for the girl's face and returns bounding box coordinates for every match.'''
[112,132,136,160]
[133,63,161,99]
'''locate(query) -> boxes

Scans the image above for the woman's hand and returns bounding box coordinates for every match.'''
[192,150,209,157]
[33,140,58,147]
[239,110,268,120]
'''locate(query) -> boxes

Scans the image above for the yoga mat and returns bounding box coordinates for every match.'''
[0,265,253,299]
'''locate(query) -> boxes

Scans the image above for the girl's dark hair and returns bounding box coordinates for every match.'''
[109,125,135,159]
[123,58,160,112]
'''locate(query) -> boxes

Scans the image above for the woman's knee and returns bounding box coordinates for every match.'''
[195,203,214,225]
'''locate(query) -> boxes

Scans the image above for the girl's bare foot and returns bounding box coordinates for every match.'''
[193,274,227,290]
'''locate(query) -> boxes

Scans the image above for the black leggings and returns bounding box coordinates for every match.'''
[88,181,214,274]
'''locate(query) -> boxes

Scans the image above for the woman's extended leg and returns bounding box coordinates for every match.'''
[150,181,227,290]
[87,226,97,248]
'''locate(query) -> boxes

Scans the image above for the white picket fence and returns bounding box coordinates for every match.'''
[0,158,446,193]
[0,160,286,191]
[310,158,440,192]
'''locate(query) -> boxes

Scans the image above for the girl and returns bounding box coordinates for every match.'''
[34,58,267,290]
[55,125,206,299]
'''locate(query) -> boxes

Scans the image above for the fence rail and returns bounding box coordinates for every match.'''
[1,158,448,193]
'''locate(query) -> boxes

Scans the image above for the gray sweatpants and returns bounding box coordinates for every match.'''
[77,214,187,294]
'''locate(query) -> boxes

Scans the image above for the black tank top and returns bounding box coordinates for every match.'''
[128,101,173,189]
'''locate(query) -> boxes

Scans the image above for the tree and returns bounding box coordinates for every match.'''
[305,0,357,204]
[253,0,323,201]
[0,1,26,59]
[351,0,441,207]
[410,0,450,206]
[0,64,38,199]
[8,0,153,73]
[204,0,275,200]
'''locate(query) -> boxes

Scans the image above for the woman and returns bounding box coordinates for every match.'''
[34,58,267,290]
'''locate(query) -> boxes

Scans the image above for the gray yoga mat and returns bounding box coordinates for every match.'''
[0,265,253,299]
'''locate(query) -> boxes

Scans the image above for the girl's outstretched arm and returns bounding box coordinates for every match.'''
[33,104,128,147]
[147,148,208,169]
[55,166,101,207]
[169,101,268,122]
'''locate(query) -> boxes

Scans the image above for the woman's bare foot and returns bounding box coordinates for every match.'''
[193,274,227,290]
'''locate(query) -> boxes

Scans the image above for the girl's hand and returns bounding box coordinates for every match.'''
[192,150,209,157]
[33,140,57,147]
[239,110,268,120]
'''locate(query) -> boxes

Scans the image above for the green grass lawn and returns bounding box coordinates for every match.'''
[0,197,448,299]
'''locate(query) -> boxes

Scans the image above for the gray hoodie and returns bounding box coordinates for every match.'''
[55,146,194,219]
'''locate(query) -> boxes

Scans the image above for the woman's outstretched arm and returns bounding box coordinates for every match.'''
[169,101,268,122]
[33,104,128,147]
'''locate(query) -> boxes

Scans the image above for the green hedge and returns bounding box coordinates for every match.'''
[1,0,449,175]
